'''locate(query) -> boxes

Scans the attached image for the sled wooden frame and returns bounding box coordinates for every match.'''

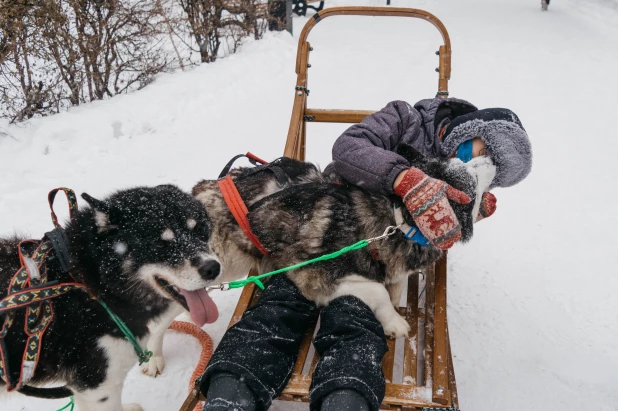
[186,7,458,411]
[251,7,456,410]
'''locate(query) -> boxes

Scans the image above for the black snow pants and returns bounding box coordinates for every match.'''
[199,275,388,411]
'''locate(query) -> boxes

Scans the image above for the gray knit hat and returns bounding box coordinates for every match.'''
[440,108,532,188]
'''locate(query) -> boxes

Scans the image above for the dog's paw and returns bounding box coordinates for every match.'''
[381,314,411,339]
[141,355,165,377]
[122,404,143,411]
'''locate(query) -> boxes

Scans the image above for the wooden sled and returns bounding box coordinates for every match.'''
[181,6,459,411]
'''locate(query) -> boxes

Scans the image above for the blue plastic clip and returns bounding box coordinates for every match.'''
[404,226,431,246]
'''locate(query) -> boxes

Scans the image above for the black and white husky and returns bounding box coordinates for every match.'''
[191,146,496,338]
[0,185,222,411]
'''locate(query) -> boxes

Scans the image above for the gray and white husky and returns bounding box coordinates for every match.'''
[192,146,496,338]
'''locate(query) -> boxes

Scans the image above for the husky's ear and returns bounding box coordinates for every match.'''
[82,193,112,232]
[81,193,108,211]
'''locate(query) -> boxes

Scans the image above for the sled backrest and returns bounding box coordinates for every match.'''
[227,7,458,410]
[283,6,451,160]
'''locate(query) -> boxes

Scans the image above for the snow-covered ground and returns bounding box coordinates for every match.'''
[2,0,617,410]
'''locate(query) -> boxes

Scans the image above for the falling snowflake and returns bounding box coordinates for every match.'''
[113,242,127,255]
[187,218,197,229]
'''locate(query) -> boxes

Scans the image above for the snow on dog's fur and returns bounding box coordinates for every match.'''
[0,185,221,410]
[192,146,496,338]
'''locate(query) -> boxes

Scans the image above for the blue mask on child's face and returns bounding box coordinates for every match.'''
[456,139,473,163]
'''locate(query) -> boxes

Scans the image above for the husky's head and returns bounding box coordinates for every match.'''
[80,185,220,325]
[397,144,496,244]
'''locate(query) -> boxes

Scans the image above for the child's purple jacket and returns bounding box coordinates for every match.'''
[328,98,477,195]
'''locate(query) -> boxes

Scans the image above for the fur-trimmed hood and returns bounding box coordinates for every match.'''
[440,108,532,188]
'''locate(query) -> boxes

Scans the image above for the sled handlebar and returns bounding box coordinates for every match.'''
[295,6,452,95]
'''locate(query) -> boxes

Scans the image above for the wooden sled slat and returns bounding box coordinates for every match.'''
[228,271,258,327]
[382,336,397,383]
[304,109,376,123]
[403,274,419,386]
[423,264,436,392]
[432,255,450,404]
[308,350,320,374]
[292,325,317,375]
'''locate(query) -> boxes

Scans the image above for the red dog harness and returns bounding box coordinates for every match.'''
[217,153,270,256]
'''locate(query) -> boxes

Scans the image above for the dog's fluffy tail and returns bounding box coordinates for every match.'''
[17,385,73,399]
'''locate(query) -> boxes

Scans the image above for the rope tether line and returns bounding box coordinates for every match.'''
[96,300,152,365]
[56,397,74,411]
[56,321,215,411]
[169,320,214,411]
[209,225,401,292]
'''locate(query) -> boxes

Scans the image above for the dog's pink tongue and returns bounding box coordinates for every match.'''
[179,288,219,326]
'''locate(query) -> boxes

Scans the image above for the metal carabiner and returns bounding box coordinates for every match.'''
[206,282,231,292]
[366,225,401,243]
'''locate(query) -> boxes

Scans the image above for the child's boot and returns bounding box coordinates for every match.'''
[320,389,370,411]
[202,372,257,411]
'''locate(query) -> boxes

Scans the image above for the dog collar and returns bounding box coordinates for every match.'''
[393,205,431,246]
[456,139,473,163]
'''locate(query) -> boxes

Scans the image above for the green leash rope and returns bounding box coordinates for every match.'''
[222,225,401,291]
[96,299,153,365]
[57,396,74,411]
[51,301,151,411]
[228,239,370,290]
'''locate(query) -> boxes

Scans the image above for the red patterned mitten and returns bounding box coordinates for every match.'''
[476,192,497,222]
[395,168,471,250]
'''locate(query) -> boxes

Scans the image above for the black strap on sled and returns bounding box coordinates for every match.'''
[219,153,293,189]
[218,152,268,178]
[217,153,297,257]
[241,159,293,188]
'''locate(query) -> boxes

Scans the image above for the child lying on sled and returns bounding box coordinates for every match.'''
[199,97,532,411]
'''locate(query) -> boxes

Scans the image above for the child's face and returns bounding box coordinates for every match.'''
[472,137,487,158]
